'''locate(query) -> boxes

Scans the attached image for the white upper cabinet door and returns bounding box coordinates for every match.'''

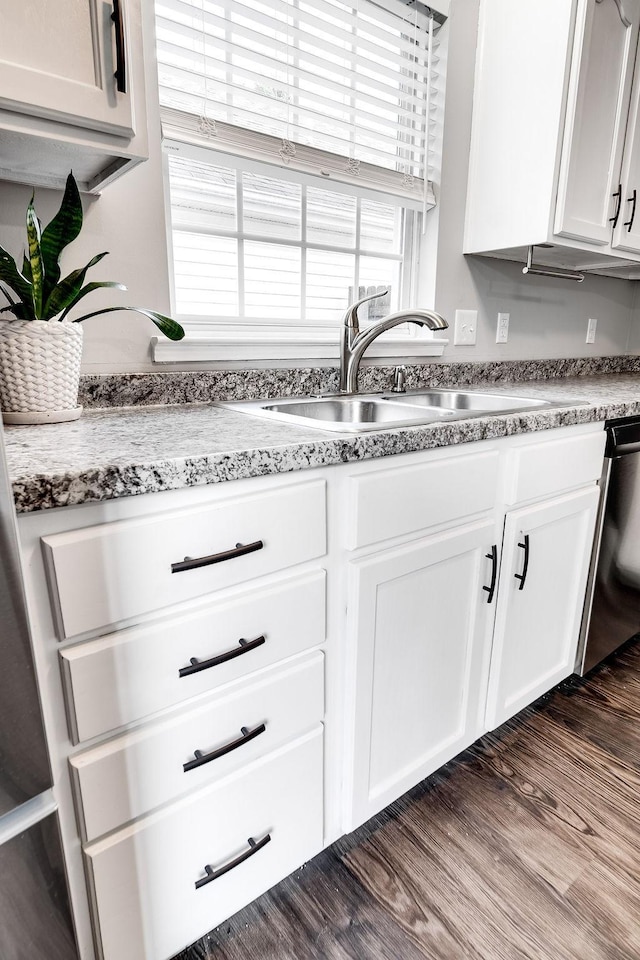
[346,519,498,831]
[555,0,640,245]
[486,486,599,731]
[0,0,134,137]
[613,41,640,252]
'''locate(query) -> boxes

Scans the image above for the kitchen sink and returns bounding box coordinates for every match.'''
[225,388,567,433]
[261,398,452,428]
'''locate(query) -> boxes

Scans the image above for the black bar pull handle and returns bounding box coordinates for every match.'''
[171,539,264,574]
[196,835,271,889]
[610,183,623,227]
[482,544,498,604]
[111,0,127,93]
[625,188,637,232]
[179,635,266,678]
[183,724,267,772]
[514,533,530,591]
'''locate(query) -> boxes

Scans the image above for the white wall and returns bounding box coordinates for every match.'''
[433,0,637,362]
[0,0,636,373]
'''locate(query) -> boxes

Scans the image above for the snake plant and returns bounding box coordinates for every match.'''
[0,172,184,341]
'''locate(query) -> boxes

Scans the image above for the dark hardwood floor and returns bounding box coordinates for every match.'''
[177,638,640,960]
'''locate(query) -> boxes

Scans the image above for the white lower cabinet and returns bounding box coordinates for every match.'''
[84,728,324,960]
[344,427,604,831]
[347,519,498,828]
[485,486,600,728]
[20,425,605,960]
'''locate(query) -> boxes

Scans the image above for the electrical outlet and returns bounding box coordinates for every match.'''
[586,318,597,344]
[454,309,477,346]
[496,312,510,343]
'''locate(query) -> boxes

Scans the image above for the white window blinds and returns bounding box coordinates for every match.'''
[155,0,446,206]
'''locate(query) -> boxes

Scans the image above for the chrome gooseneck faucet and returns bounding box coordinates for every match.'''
[339,289,449,394]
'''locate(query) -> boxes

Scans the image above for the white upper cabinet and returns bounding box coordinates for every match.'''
[612,18,640,253]
[555,0,640,245]
[0,0,148,193]
[465,0,640,276]
[0,0,133,137]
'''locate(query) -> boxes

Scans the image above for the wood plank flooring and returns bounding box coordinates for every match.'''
[176,639,640,960]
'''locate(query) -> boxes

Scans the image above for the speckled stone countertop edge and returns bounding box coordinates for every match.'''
[10,389,640,515]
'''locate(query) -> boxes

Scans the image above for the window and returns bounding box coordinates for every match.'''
[168,151,416,325]
[153,0,448,359]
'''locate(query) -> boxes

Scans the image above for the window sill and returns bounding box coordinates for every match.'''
[152,334,449,364]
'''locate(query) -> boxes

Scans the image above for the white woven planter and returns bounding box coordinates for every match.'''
[0,319,83,424]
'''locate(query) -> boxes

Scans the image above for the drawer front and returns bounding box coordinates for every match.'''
[71,653,324,842]
[85,728,324,960]
[505,430,605,505]
[60,570,326,743]
[43,478,326,639]
[347,450,500,549]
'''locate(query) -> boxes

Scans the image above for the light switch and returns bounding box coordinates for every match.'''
[454,309,477,346]
[586,318,597,344]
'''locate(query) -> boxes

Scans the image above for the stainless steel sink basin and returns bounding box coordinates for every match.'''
[262,398,451,428]
[225,388,571,433]
[380,390,550,412]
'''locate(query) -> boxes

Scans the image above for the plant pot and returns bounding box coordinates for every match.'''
[0,319,83,424]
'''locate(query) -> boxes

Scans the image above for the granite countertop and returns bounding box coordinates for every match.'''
[7,373,640,514]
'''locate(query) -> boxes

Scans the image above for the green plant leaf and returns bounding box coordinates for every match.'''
[43,252,108,319]
[40,172,83,301]
[26,194,45,318]
[0,245,34,315]
[21,253,33,284]
[71,306,185,341]
[59,280,127,321]
[0,300,32,320]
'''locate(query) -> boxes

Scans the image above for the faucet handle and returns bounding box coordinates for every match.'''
[343,287,390,329]
[391,365,406,393]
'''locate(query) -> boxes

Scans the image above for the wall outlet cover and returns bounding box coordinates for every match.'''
[496,312,510,343]
[454,309,477,346]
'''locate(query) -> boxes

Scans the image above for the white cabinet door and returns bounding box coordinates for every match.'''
[486,486,599,730]
[347,519,498,830]
[0,0,134,137]
[555,0,640,245]
[613,39,640,252]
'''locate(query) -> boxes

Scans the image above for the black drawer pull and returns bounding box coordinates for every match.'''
[482,544,498,604]
[196,834,271,889]
[179,635,266,678]
[183,723,267,772]
[111,0,127,93]
[171,539,264,574]
[514,533,530,591]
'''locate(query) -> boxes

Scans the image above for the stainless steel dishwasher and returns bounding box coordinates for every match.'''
[578,417,640,674]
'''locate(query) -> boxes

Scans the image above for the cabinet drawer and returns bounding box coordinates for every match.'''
[505,430,605,505]
[84,728,323,960]
[346,450,499,549]
[60,570,326,743]
[70,653,324,842]
[43,479,326,639]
